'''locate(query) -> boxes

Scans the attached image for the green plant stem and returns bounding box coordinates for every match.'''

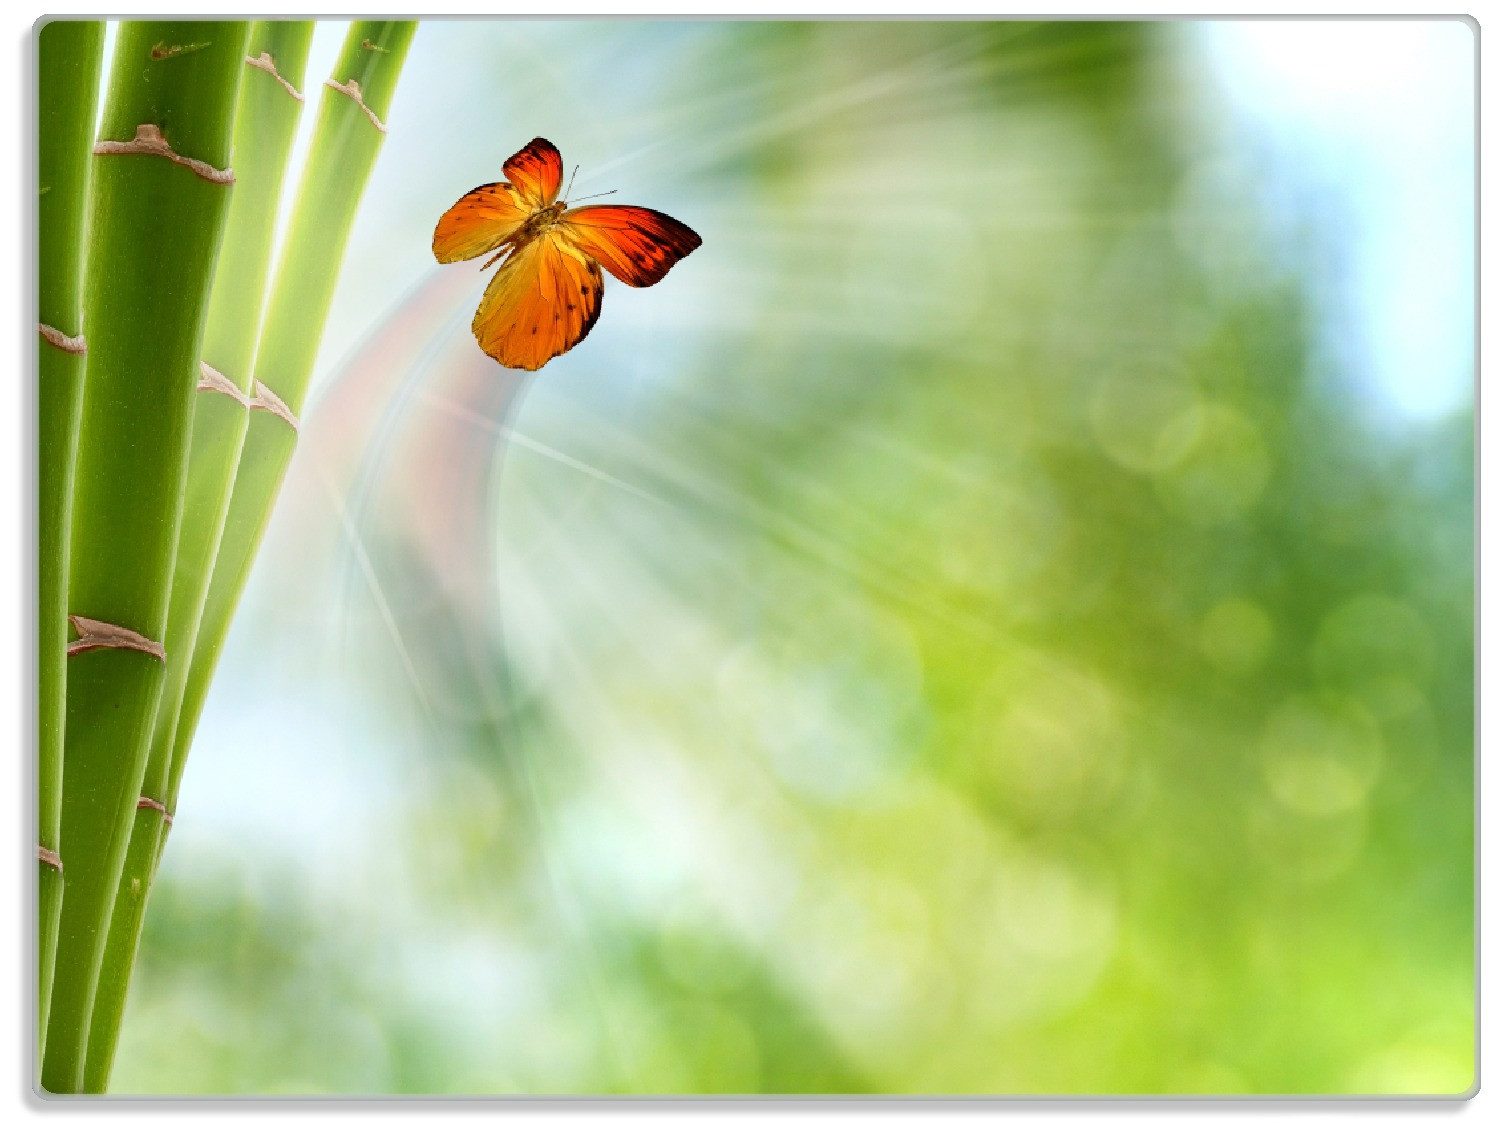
[82,21,315,1093]
[37,18,105,1063]
[41,20,249,1095]
[165,20,417,817]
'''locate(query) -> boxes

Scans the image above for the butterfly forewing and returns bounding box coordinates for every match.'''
[432,182,529,263]
[559,205,703,287]
[503,138,565,209]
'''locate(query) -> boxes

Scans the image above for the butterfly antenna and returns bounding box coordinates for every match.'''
[570,188,619,204]
[564,163,579,203]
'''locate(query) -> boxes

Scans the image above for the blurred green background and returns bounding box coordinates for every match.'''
[109,19,1473,1095]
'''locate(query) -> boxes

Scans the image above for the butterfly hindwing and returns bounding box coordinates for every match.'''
[559,205,703,287]
[471,231,603,371]
[503,138,565,209]
[432,182,529,263]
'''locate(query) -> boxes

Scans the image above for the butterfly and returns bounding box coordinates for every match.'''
[432,137,702,371]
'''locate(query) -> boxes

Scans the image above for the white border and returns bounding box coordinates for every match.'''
[7,6,1486,1118]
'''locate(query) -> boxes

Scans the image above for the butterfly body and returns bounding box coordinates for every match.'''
[433,138,701,371]
[499,202,566,254]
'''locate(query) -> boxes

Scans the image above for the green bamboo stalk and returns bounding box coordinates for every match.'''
[81,22,316,1092]
[41,20,249,1095]
[37,18,105,1061]
[163,21,417,820]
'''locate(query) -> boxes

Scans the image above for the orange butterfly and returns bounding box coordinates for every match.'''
[433,137,702,371]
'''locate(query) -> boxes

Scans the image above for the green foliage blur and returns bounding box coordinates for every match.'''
[109,19,1472,1094]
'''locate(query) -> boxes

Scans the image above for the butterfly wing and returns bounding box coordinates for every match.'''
[503,138,565,209]
[432,182,529,263]
[471,231,603,371]
[558,205,702,287]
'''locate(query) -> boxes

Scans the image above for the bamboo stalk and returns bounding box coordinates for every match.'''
[40,20,249,1094]
[37,18,105,1061]
[81,22,316,1092]
[164,21,418,822]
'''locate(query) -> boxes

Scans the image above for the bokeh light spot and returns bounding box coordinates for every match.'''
[969,655,1126,821]
[1259,695,1383,817]
[1199,597,1275,672]
[1313,594,1436,690]
[1088,355,1204,474]
[1247,800,1367,885]
[1155,404,1271,523]
[1347,1041,1475,1095]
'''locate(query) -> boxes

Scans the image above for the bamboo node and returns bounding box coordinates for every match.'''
[151,41,209,61]
[325,78,388,133]
[38,845,63,873]
[38,323,86,354]
[94,124,235,186]
[198,360,252,407]
[251,380,300,431]
[66,615,166,662]
[246,51,305,102]
[137,796,175,826]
